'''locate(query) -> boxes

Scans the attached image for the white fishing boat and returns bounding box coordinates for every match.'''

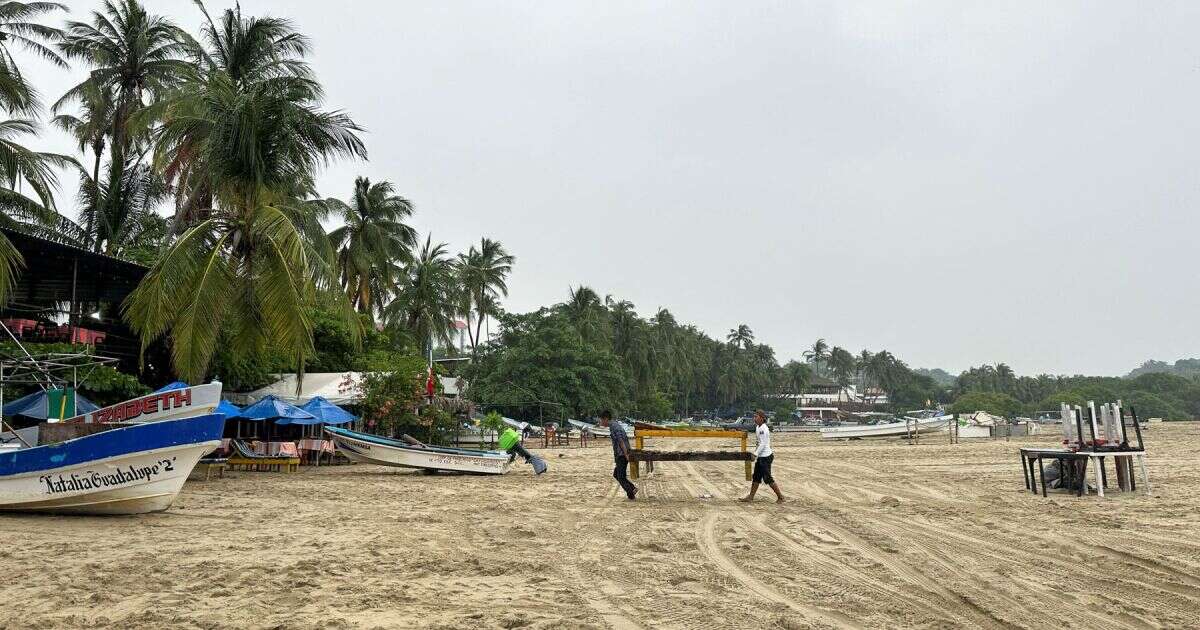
[0,413,225,514]
[820,411,952,440]
[0,337,230,514]
[501,415,542,436]
[325,426,512,474]
[568,418,609,437]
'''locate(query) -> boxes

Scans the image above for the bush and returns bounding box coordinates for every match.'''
[356,355,434,436]
[1122,391,1185,421]
[948,391,1023,417]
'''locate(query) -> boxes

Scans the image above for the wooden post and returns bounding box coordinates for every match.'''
[741,433,750,480]
[633,434,644,478]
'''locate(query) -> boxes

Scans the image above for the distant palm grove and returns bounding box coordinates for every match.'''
[0,1,1194,423]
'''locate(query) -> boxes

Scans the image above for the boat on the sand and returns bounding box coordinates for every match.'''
[0,413,225,514]
[324,426,512,474]
[820,410,952,440]
[568,418,609,437]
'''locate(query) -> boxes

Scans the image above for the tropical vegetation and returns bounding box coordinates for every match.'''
[0,1,1193,428]
[0,1,510,395]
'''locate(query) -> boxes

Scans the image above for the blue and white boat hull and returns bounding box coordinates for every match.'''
[0,414,225,515]
[325,426,512,474]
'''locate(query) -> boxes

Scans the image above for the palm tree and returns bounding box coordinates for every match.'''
[456,237,514,351]
[726,324,754,349]
[866,350,896,400]
[385,236,458,355]
[828,346,855,388]
[74,159,169,257]
[0,2,74,301]
[124,3,365,382]
[853,349,870,389]
[160,1,316,228]
[781,360,812,403]
[50,80,115,246]
[564,285,604,342]
[803,338,829,374]
[59,0,189,251]
[715,345,745,406]
[326,177,417,317]
[0,118,79,301]
[0,1,67,115]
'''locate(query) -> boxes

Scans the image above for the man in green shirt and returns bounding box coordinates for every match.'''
[499,425,547,474]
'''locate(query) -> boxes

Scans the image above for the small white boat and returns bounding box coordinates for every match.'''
[0,413,225,514]
[568,418,608,437]
[501,416,542,435]
[820,412,952,440]
[325,426,512,474]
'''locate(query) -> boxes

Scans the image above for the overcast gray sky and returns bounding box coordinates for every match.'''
[29,1,1200,376]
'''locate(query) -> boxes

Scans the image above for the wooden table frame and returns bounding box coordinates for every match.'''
[630,429,750,480]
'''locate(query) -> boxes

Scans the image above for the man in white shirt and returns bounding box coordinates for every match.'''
[740,410,784,503]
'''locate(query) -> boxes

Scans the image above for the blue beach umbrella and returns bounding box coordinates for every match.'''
[295,396,356,426]
[153,381,190,393]
[237,394,314,422]
[215,399,242,417]
[236,395,314,439]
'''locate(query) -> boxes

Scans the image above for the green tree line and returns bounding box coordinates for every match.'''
[950,363,1199,420]
[463,290,945,421]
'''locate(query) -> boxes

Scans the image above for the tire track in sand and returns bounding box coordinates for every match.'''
[864,511,1158,630]
[696,511,863,630]
[777,460,1157,629]
[562,560,643,629]
[749,513,1020,630]
[681,462,1012,629]
[677,462,861,629]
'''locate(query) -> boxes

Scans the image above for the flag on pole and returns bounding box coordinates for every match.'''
[426,366,436,398]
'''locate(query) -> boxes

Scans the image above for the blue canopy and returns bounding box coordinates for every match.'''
[3,389,99,419]
[237,394,314,422]
[215,399,242,418]
[153,381,189,393]
[294,396,356,425]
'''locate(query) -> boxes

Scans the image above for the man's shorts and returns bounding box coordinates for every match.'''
[752,454,775,484]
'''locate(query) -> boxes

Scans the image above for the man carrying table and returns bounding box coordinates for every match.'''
[599,410,637,500]
[740,410,785,503]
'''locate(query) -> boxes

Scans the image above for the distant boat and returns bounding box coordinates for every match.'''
[0,413,225,514]
[500,416,543,435]
[324,426,512,474]
[820,411,952,440]
[568,418,609,437]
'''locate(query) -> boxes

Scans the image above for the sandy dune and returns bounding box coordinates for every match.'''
[1,423,1199,629]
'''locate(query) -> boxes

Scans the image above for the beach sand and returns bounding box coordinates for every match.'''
[2,423,1199,629]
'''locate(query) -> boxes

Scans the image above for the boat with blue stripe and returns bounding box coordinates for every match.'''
[0,412,225,514]
[324,426,512,474]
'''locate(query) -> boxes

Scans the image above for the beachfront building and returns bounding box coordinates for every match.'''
[0,227,159,378]
[234,372,467,405]
[776,376,889,411]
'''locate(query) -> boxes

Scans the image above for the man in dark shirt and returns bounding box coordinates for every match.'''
[599,409,637,500]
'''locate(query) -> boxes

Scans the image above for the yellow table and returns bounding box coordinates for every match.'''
[630,429,750,480]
